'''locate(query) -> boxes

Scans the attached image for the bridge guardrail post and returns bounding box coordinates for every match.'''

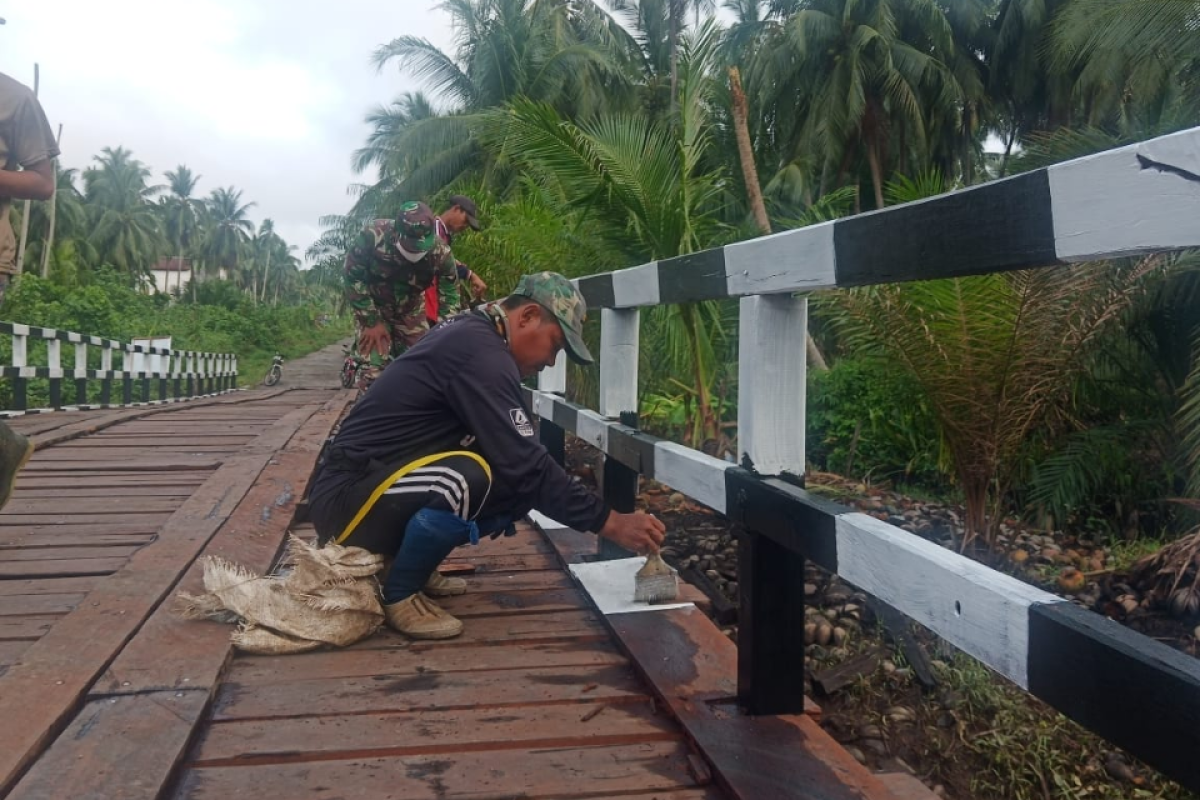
[100,342,113,406]
[597,308,640,561]
[735,293,810,714]
[537,356,567,467]
[10,326,27,411]
[73,340,87,405]
[46,332,62,409]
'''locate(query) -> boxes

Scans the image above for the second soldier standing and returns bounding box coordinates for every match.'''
[344,201,459,388]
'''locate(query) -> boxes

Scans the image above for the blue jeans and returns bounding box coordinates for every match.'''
[381,509,514,604]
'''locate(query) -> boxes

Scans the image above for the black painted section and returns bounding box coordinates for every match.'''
[550,397,578,432]
[48,378,62,410]
[1028,602,1200,792]
[576,273,615,311]
[74,378,87,406]
[834,170,1060,287]
[725,468,845,574]
[656,249,729,304]
[599,411,639,560]
[12,378,26,411]
[738,529,807,715]
[605,424,657,480]
[99,377,111,407]
[538,418,565,467]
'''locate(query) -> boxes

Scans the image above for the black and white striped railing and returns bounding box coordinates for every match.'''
[574,126,1200,308]
[1,322,238,414]
[531,125,1200,792]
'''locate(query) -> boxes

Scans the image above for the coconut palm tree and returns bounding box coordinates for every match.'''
[748,0,971,209]
[161,165,203,296]
[486,23,730,446]
[204,186,255,276]
[83,147,166,278]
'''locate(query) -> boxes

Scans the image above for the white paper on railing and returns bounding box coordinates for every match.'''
[568,558,695,615]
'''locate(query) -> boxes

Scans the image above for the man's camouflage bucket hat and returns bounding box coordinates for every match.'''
[512,271,594,365]
[396,201,437,259]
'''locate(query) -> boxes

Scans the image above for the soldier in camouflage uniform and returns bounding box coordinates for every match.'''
[344,201,459,388]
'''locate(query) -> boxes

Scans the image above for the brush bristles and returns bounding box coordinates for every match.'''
[633,554,679,603]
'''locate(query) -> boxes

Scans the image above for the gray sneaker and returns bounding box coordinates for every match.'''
[0,423,34,511]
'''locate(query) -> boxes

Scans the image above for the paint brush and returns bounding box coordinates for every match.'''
[633,553,678,604]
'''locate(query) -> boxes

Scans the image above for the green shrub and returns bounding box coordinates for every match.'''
[807,357,946,486]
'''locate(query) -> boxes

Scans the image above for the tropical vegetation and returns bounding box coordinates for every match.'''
[317,0,1199,553]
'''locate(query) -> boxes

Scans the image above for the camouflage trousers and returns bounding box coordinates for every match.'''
[354,292,430,390]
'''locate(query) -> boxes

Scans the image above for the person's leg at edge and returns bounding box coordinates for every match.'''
[0,420,33,511]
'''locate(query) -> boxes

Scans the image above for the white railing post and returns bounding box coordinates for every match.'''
[598,308,639,419]
[737,294,807,477]
[11,328,26,370]
[538,357,567,395]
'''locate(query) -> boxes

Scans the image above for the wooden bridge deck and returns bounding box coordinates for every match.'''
[0,343,922,800]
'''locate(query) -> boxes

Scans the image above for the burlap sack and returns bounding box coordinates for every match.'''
[177,534,385,655]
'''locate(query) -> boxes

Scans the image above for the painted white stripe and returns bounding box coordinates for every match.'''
[723,221,838,296]
[569,557,694,615]
[835,513,1064,689]
[599,308,639,419]
[737,294,807,476]
[528,509,570,531]
[652,441,730,515]
[538,357,567,394]
[611,262,660,307]
[11,323,29,336]
[575,409,610,452]
[1049,126,1200,261]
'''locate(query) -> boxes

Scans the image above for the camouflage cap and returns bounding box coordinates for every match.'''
[396,201,437,261]
[512,271,594,365]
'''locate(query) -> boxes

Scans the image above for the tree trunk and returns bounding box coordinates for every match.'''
[729,66,828,372]
[728,68,770,234]
[866,137,885,210]
[261,248,271,304]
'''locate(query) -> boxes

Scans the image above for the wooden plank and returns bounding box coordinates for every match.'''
[0,512,171,526]
[212,663,646,721]
[435,587,586,618]
[0,545,142,562]
[439,552,559,572]
[0,640,31,665]
[0,558,127,579]
[0,404,320,795]
[21,459,223,472]
[0,523,164,540]
[0,616,59,640]
[13,472,211,488]
[0,533,156,549]
[0,594,86,617]
[610,608,892,800]
[12,486,194,498]
[347,609,607,651]
[173,741,699,799]
[95,445,340,695]
[6,690,209,800]
[1028,601,1200,793]
[226,640,628,686]
[68,436,254,447]
[191,700,675,766]
[0,577,100,596]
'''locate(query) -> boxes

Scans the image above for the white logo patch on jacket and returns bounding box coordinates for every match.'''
[509,408,534,437]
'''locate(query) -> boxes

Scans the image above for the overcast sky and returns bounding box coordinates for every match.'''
[2,0,460,264]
